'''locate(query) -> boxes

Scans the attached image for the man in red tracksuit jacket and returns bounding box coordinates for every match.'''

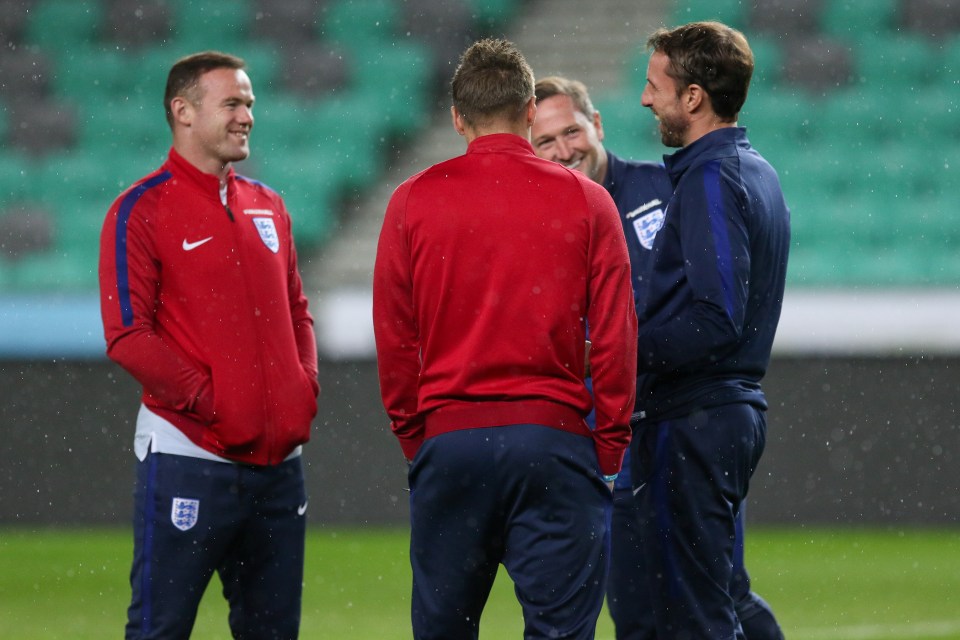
[373,39,637,640]
[99,51,318,640]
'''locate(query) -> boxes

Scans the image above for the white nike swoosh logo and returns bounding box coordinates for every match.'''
[632,483,647,496]
[297,502,308,516]
[182,237,213,251]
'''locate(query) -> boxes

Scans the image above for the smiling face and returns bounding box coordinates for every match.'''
[174,67,254,177]
[640,51,689,148]
[531,93,607,184]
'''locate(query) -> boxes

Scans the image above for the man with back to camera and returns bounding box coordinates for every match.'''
[99,51,319,639]
[373,38,638,640]
[626,20,791,638]
[531,75,784,640]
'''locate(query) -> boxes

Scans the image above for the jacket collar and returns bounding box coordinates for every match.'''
[663,126,748,184]
[164,147,236,197]
[466,133,535,155]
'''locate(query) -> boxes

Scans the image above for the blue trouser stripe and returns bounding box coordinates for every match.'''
[139,452,159,634]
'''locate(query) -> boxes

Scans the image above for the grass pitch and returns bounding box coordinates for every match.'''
[1,526,958,639]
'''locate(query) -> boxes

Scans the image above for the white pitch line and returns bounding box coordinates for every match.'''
[597,620,960,640]
[790,620,960,640]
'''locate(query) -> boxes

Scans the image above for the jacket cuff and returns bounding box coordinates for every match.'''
[595,444,626,477]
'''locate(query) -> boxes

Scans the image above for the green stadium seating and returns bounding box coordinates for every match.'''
[0,150,45,206]
[740,89,819,148]
[321,0,399,54]
[9,0,955,293]
[669,0,747,29]
[467,0,521,30]
[820,0,898,38]
[350,41,434,138]
[169,0,252,53]
[24,0,105,55]
[853,33,941,88]
[748,34,786,89]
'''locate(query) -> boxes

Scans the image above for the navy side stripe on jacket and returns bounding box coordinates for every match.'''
[115,172,172,327]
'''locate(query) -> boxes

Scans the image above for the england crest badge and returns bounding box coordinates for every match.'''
[171,497,200,531]
[253,217,280,253]
[632,208,666,250]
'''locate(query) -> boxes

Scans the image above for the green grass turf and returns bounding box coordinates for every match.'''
[1,526,958,639]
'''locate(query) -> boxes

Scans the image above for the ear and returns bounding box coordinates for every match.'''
[451,105,466,136]
[684,84,705,114]
[525,96,537,128]
[170,96,193,127]
[592,109,605,142]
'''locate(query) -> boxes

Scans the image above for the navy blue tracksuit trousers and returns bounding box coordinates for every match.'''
[126,453,307,640]
[631,403,767,640]
[407,424,613,640]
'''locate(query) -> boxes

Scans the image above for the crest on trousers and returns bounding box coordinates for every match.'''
[632,208,665,250]
[253,217,280,253]
[171,497,200,531]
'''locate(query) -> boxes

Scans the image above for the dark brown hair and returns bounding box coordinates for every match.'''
[647,21,754,120]
[163,51,246,128]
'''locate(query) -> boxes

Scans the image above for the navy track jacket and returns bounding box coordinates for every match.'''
[634,127,790,423]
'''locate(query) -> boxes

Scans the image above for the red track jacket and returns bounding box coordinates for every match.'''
[99,148,318,465]
[373,134,637,476]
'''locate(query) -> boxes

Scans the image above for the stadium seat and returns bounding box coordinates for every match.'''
[748,0,824,37]
[350,41,434,138]
[0,201,54,261]
[5,248,98,290]
[669,0,747,29]
[740,89,819,147]
[820,0,898,39]
[467,0,521,31]
[0,0,32,47]
[101,0,173,48]
[250,0,322,44]
[0,48,53,101]
[24,0,105,55]
[321,0,399,54]
[169,0,252,53]
[79,100,168,160]
[853,33,940,88]
[399,0,474,83]
[747,34,786,89]
[278,40,353,99]
[5,99,77,157]
[818,87,902,147]
[53,44,169,108]
[780,34,854,93]
[900,0,960,40]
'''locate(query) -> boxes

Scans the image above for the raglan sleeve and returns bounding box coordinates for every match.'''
[637,162,750,371]
[583,181,638,476]
[99,191,213,418]
[372,182,424,461]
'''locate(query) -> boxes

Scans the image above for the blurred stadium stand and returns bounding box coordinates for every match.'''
[2,0,960,529]
[0,0,957,345]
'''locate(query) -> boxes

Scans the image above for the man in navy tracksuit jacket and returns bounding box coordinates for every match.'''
[634,22,791,639]
[533,76,784,640]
